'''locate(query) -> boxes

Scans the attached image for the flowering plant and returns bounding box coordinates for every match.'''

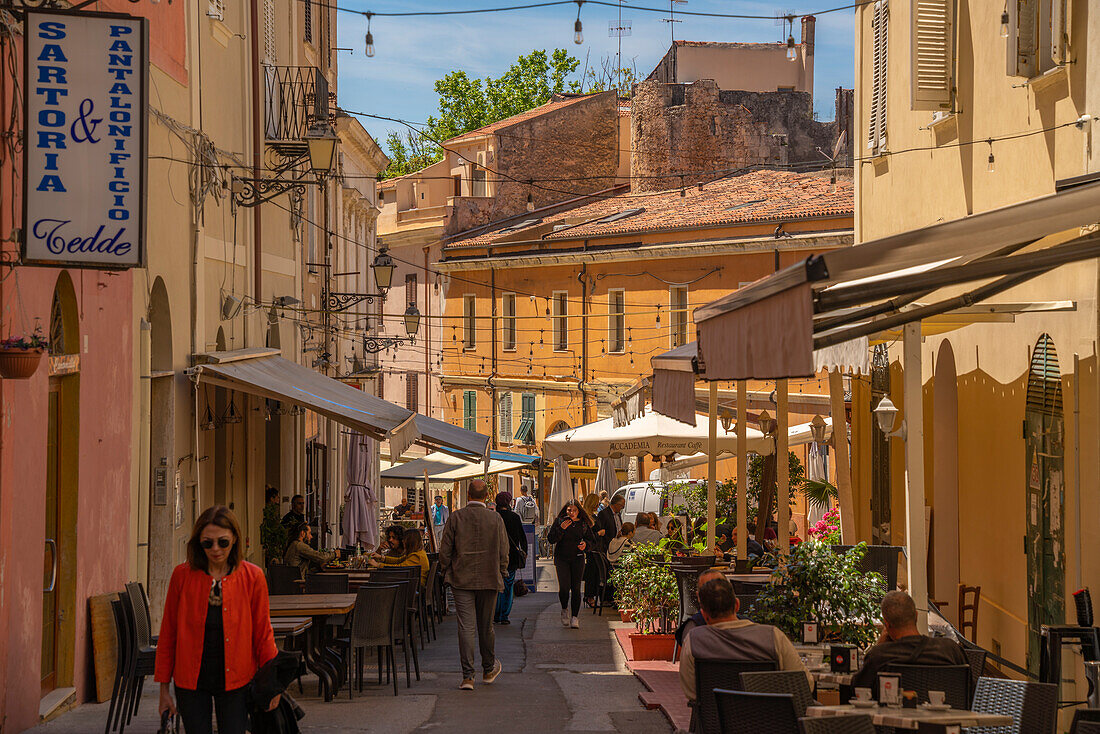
[1,326,49,351]
[806,507,841,544]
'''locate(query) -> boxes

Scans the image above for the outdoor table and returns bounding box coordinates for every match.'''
[297,570,374,590]
[724,573,773,584]
[270,594,356,701]
[806,704,1014,732]
[810,670,854,686]
[271,616,312,639]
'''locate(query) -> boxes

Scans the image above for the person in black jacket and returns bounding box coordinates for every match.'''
[548,499,597,629]
[494,491,527,625]
[593,495,625,554]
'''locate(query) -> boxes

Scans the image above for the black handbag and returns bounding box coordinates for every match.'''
[158,711,180,734]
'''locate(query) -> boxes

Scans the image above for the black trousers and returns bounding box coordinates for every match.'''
[175,686,250,734]
[555,555,585,616]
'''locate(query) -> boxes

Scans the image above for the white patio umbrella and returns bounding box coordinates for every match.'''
[547,456,574,520]
[343,431,379,549]
[805,440,831,527]
[593,457,619,500]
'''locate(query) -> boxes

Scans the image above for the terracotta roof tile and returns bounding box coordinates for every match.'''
[445,169,852,249]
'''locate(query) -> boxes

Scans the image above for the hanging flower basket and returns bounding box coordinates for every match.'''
[0,348,44,379]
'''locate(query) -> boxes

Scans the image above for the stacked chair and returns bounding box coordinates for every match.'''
[104,583,156,734]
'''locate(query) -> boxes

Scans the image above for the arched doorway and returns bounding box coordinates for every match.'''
[42,272,79,695]
[932,341,959,625]
[1025,334,1065,673]
[147,278,175,614]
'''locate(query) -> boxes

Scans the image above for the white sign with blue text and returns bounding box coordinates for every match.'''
[24,11,146,268]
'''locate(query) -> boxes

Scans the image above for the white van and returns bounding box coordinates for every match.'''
[612,480,699,529]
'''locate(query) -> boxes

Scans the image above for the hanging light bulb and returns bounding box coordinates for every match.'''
[526,192,535,212]
[573,0,584,44]
[364,13,375,57]
[986,140,996,173]
[786,34,797,61]
[655,305,661,326]
[1000,10,1010,38]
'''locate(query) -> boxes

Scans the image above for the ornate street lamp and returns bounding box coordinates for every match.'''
[372,245,395,293]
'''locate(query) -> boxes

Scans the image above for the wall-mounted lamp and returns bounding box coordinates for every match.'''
[719,408,734,433]
[873,396,907,439]
[809,414,828,444]
[757,409,777,438]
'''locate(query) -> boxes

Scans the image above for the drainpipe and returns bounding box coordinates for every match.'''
[249,0,263,306]
[138,319,152,583]
[578,264,588,424]
[490,269,498,448]
[424,248,431,417]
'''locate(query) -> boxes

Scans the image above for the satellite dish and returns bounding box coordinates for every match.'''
[831,131,848,161]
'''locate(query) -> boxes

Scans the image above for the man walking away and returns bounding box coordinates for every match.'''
[514,485,539,525]
[439,479,508,690]
[494,492,527,625]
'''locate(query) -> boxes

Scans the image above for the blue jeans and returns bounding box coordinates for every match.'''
[495,569,516,622]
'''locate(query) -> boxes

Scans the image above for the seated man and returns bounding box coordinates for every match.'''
[631,513,664,545]
[851,590,968,694]
[284,522,338,577]
[679,575,811,703]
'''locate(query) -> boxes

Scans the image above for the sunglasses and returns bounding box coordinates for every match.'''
[200,538,232,550]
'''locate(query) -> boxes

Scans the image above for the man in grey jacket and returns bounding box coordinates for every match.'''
[439,479,509,690]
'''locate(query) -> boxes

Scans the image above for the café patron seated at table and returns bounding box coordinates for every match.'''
[284,523,338,577]
[370,526,429,584]
[850,590,968,695]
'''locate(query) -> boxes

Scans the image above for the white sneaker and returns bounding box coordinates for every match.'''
[570,616,580,629]
[561,609,570,626]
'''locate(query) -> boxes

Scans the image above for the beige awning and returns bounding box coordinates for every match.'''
[192,349,489,460]
[380,451,527,488]
[689,179,1100,380]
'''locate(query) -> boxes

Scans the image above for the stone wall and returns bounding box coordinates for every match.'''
[444,91,620,236]
[630,79,852,193]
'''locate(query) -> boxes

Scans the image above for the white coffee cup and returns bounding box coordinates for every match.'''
[928,691,946,706]
[853,687,872,701]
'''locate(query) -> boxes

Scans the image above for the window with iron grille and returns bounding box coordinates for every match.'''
[263,0,277,64]
[463,390,477,431]
[502,293,516,351]
[208,0,226,20]
[405,371,418,411]
[499,392,512,443]
[670,286,688,347]
[406,273,418,309]
[463,295,476,349]
[608,289,625,353]
[303,0,312,43]
[552,291,568,351]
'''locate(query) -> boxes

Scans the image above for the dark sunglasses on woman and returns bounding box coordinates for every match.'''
[200,538,232,549]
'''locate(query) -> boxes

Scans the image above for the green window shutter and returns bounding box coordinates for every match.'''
[464,390,476,432]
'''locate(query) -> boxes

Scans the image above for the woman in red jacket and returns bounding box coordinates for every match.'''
[156,505,279,733]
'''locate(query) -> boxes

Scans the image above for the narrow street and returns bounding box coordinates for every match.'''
[28,565,672,734]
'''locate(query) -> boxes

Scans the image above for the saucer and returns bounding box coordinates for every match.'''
[921,703,951,711]
[851,700,876,708]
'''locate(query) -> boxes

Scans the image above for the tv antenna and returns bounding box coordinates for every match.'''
[660,0,687,45]
[609,0,631,93]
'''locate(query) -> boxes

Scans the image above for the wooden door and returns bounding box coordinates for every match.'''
[41,383,61,693]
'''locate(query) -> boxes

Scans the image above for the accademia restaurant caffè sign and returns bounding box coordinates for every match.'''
[24,10,147,268]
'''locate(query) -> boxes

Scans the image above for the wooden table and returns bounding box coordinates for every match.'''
[296,571,375,591]
[271,616,312,638]
[807,704,1014,731]
[270,594,356,700]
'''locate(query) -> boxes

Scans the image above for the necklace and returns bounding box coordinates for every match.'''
[208,578,223,607]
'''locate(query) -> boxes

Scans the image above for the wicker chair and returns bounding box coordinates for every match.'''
[740,670,817,716]
[882,663,970,709]
[672,566,702,660]
[713,689,799,734]
[694,659,777,734]
[798,715,876,734]
[118,585,156,729]
[963,647,988,702]
[105,598,130,734]
[829,545,902,597]
[305,572,349,594]
[967,677,1057,734]
[421,559,440,640]
[1076,722,1100,734]
[589,551,611,616]
[348,583,401,696]
[362,576,420,686]
[1069,709,1100,734]
[267,563,303,595]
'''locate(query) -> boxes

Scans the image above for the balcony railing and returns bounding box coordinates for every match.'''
[264,65,334,155]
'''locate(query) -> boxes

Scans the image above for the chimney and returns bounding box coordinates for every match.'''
[801,15,816,57]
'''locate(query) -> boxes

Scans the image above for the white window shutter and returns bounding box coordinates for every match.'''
[264,0,277,64]
[1007,0,1038,77]
[911,0,953,110]
[867,0,890,151]
[1051,0,1071,65]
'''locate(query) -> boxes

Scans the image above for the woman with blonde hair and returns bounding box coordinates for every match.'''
[581,492,600,523]
[156,505,279,733]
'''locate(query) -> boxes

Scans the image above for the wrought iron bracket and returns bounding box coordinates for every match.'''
[323,290,382,313]
[231,175,317,209]
[363,335,414,353]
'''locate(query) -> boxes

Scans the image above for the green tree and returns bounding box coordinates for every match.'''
[382,49,582,178]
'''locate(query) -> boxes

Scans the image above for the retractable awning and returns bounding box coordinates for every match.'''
[688,179,1100,380]
[191,349,489,460]
[380,451,532,488]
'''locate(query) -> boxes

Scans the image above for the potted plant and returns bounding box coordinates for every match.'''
[612,544,679,660]
[749,539,882,648]
[0,327,48,379]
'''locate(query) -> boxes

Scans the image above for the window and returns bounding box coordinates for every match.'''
[405,371,418,411]
[463,390,476,431]
[499,392,513,444]
[514,393,536,444]
[502,293,516,351]
[670,286,688,348]
[867,0,889,152]
[453,175,462,197]
[406,273,418,308]
[303,0,312,43]
[910,0,953,110]
[208,0,225,20]
[471,166,488,197]
[463,295,476,349]
[1007,0,1070,77]
[552,291,568,351]
[608,289,625,353]
[263,0,276,63]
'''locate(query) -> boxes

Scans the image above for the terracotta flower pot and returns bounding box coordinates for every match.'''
[0,348,44,379]
[619,609,634,623]
[628,632,676,661]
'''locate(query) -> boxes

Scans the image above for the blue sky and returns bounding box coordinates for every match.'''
[334,0,855,149]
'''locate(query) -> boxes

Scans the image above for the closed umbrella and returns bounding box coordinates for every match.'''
[548,456,573,519]
[805,441,831,527]
[594,458,619,501]
[343,431,379,549]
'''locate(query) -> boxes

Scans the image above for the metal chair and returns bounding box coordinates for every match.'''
[959,584,982,641]
[694,658,777,734]
[348,584,400,696]
[882,663,970,709]
[1068,708,1100,734]
[267,563,303,595]
[305,572,349,594]
[968,677,1057,734]
[798,715,876,734]
[713,689,799,734]
[740,670,816,717]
